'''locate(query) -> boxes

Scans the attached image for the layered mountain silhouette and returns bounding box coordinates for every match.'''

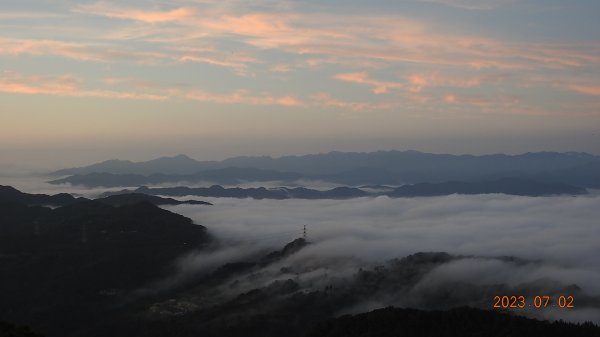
[2,187,599,337]
[0,185,211,207]
[53,151,600,187]
[52,154,204,176]
[49,150,600,188]
[0,185,76,206]
[101,178,586,200]
[96,193,212,206]
[0,186,210,337]
[49,167,303,187]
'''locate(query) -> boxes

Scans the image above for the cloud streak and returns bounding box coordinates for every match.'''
[68,3,600,73]
[0,37,169,64]
[334,72,403,94]
[181,89,304,107]
[0,72,167,100]
[74,2,195,23]
[2,0,600,120]
[0,71,304,106]
[566,83,600,97]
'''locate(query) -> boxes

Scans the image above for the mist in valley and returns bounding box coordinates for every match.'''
[2,167,600,337]
[4,174,600,326]
[151,194,600,324]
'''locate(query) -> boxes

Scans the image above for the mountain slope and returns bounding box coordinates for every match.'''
[52,154,213,176]
[96,193,212,206]
[0,185,211,207]
[0,185,76,206]
[308,307,600,337]
[0,188,210,336]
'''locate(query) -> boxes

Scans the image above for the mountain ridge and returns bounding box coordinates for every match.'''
[0,185,212,207]
[100,178,587,199]
[51,150,600,175]
[48,150,600,188]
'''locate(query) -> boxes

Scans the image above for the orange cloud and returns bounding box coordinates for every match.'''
[193,12,599,72]
[203,13,294,38]
[0,72,306,107]
[74,2,194,23]
[0,72,167,100]
[531,76,600,98]
[3,2,599,119]
[566,84,600,97]
[444,94,458,104]
[0,73,79,95]
[31,4,600,74]
[0,37,168,64]
[334,72,403,94]
[180,89,304,107]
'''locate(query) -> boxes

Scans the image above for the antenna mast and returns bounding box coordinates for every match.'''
[303,225,307,240]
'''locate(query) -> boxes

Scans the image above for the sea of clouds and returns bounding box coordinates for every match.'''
[163,194,600,323]
[4,175,599,323]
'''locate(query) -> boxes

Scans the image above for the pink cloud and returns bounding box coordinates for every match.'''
[0,72,305,107]
[3,2,599,118]
[531,76,600,98]
[203,14,294,38]
[0,73,79,95]
[0,72,167,101]
[566,84,600,97]
[74,2,194,23]
[215,12,597,72]
[180,89,304,107]
[81,90,168,101]
[0,37,168,64]
[18,4,600,76]
[334,72,403,94]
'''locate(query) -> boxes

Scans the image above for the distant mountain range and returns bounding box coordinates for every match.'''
[49,151,600,188]
[102,178,586,199]
[49,168,303,187]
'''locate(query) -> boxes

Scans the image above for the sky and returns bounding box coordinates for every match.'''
[1,0,600,168]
